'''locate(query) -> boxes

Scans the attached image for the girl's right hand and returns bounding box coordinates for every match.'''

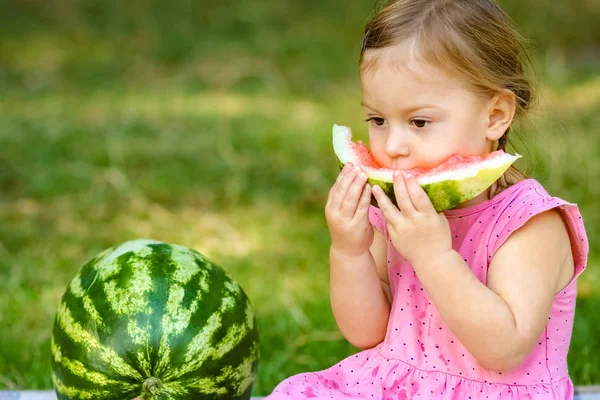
[325,163,374,257]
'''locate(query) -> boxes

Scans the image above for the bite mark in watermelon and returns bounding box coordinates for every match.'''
[332,124,521,212]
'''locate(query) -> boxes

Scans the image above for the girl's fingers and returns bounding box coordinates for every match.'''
[393,172,416,215]
[341,170,368,217]
[372,185,400,224]
[405,174,435,213]
[327,164,347,205]
[329,164,358,209]
[354,182,372,219]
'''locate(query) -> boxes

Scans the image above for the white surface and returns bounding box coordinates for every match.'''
[0,393,264,400]
[2,390,600,399]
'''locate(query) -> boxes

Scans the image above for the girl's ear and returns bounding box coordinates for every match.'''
[486,90,516,141]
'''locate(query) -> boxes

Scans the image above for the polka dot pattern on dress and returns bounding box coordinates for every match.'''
[263,179,588,400]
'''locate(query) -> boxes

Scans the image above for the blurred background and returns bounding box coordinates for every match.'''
[0,0,598,395]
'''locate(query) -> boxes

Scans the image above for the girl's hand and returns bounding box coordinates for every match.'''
[372,171,452,267]
[325,163,374,257]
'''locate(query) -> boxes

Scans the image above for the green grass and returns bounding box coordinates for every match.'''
[0,0,599,395]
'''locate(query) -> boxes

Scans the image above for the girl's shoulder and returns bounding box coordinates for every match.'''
[482,178,589,279]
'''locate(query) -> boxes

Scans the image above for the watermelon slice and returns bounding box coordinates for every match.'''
[332,124,521,212]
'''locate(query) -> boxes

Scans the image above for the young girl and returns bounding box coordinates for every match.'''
[264,0,588,399]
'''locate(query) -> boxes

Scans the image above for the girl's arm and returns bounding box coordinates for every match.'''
[415,210,574,372]
[330,227,391,350]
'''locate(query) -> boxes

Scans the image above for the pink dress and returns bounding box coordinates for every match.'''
[264,179,588,399]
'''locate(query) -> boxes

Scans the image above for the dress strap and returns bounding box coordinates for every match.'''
[488,183,589,286]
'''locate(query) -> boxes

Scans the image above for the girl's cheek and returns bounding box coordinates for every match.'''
[371,149,387,167]
[368,138,387,163]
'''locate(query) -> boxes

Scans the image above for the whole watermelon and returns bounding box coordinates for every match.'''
[50,239,260,400]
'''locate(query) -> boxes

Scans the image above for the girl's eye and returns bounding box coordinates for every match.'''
[365,117,385,127]
[411,119,430,129]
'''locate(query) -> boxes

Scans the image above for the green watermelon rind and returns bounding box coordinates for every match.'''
[362,165,515,212]
[50,240,260,400]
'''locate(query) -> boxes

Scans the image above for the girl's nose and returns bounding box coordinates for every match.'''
[384,129,410,158]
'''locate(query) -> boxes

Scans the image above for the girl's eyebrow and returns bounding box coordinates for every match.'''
[361,101,442,114]
[360,101,376,110]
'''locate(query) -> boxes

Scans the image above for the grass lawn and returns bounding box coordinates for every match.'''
[0,0,598,395]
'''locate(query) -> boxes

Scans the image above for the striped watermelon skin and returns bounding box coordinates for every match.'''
[51,239,260,400]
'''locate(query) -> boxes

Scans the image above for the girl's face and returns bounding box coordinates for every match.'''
[360,46,507,171]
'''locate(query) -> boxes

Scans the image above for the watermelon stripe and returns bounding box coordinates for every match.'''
[183,377,229,395]
[153,246,208,375]
[87,242,159,382]
[51,326,142,398]
[162,285,200,336]
[191,310,259,397]
[173,275,259,386]
[51,338,121,387]
[135,347,153,379]
[156,259,227,378]
[52,375,113,400]
[126,318,153,379]
[68,272,104,328]
[141,246,172,378]
[55,302,143,380]
[101,258,153,317]
[209,294,255,361]
[173,281,249,377]
[169,296,234,377]
[51,359,138,399]
[214,344,258,396]
[169,246,208,285]
[126,318,151,347]
[92,248,161,377]
[118,251,156,371]
[153,381,190,397]
[169,297,258,393]
[77,258,149,379]
[51,337,126,396]
[51,292,128,392]
[61,257,148,381]
[178,343,258,396]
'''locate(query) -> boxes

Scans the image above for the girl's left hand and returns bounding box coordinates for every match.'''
[372,171,453,268]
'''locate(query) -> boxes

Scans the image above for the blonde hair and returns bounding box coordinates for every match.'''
[360,0,536,195]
